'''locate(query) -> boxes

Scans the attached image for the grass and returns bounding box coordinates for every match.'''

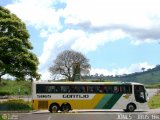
[0,80,31,95]
[145,84,160,89]
[148,93,160,109]
[0,115,4,120]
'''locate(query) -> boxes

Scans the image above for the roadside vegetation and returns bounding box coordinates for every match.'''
[0,79,31,96]
[145,84,160,89]
[0,99,31,111]
[148,93,160,109]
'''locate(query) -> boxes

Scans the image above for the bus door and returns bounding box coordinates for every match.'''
[134,85,147,103]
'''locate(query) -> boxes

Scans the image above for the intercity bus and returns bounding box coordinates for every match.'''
[32,82,148,112]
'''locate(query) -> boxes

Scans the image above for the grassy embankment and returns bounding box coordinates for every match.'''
[0,80,31,96]
[145,84,160,89]
[148,93,160,109]
[0,80,32,111]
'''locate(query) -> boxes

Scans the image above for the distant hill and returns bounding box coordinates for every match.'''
[84,65,160,84]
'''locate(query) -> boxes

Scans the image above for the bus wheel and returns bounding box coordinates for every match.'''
[126,103,136,112]
[61,103,71,112]
[49,103,60,113]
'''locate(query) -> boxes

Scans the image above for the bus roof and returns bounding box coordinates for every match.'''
[32,81,143,85]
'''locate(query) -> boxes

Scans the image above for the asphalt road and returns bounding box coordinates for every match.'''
[1,109,160,120]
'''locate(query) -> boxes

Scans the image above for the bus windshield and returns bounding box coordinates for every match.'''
[134,85,147,103]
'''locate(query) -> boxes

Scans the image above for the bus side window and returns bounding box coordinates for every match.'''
[94,86,99,93]
[83,86,88,93]
[107,86,113,93]
[61,86,68,93]
[48,86,55,93]
[54,86,60,93]
[121,86,126,93]
[113,86,119,93]
[99,86,104,93]
[77,86,85,93]
[88,86,94,93]
[121,85,132,93]
[68,86,75,93]
[104,86,108,93]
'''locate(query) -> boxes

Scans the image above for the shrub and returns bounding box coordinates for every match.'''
[0,91,10,96]
[0,99,31,111]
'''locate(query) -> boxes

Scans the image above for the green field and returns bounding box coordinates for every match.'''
[0,80,31,96]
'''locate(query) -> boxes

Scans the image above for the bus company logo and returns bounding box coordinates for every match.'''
[63,94,89,98]
[123,94,131,99]
[37,95,51,98]
[1,114,18,120]
[1,114,7,120]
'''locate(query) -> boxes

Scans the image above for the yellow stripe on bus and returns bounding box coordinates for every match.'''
[33,94,105,110]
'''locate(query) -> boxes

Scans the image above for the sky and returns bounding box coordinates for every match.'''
[1,0,160,80]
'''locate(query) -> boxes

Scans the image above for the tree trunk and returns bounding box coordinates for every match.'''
[0,73,5,84]
[0,76,2,84]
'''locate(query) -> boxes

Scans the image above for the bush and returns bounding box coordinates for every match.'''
[0,99,31,111]
[0,91,10,96]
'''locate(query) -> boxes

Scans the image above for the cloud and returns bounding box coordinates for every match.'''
[71,29,127,52]
[90,62,155,76]
[5,0,160,80]
[6,0,64,31]
[6,0,160,52]
[38,29,83,68]
[63,0,160,44]
[7,0,160,42]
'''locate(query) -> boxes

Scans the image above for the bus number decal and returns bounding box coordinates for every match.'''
[37,95,51,98]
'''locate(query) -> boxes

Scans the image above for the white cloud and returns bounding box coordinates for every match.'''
[63,0,160,44]
[71,29,127,52]
[38,29,84,67]
[130,39,159,46]
[64,0,145,27]
[6,0,63,31]
[39,70,52,81]
[64,0,159,28]
[5,0,160,80]
[90,62,155,76]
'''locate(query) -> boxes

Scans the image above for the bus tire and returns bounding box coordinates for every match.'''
[61,103,71,112]
[49,103,60,113]
[126,103,136,112]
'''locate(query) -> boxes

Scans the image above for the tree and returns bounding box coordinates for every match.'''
[141,67,145,72]
[49,50,91,81]
[0,6,40,82]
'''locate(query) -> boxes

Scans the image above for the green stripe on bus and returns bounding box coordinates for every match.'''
[95,94,113,109]
[103,94,123,109]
